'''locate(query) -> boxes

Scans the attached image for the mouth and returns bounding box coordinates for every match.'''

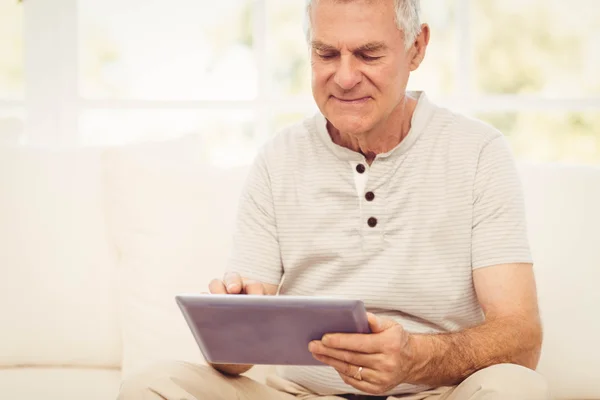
[331,96,371,105]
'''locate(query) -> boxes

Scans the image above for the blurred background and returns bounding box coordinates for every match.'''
[1,2,599,399]
[0,0,599,164]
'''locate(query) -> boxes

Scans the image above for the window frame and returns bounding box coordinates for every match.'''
[5,0,600,146]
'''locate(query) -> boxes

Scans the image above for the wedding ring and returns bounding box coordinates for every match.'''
[354,366,363,381]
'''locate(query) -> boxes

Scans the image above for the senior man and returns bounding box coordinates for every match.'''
[119,0,549,399]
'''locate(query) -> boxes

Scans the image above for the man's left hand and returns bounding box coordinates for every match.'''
[308,313,415,395]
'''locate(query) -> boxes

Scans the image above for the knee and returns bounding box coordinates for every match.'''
[465,363,550,400]
[117,361,181,399]
[117,361,217,400]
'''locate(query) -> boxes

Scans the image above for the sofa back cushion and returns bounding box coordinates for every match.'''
[0,145,121,368]
[103,134,260,378]
[519,163,600,400]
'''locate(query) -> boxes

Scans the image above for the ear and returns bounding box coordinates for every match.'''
[409,23,431,72]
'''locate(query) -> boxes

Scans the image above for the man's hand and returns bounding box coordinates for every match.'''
[206,272,278,376]
[308,313,414,395]
[208,271,275,295]
[309,264,543,392]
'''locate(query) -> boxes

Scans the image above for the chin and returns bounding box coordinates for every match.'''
[327,113,375,136]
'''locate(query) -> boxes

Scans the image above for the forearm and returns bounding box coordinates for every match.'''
[210,363,254,376]
[406,315,542,387]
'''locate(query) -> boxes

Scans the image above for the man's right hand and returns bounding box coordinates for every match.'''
[208,271,277,296]
[205,272,278,376]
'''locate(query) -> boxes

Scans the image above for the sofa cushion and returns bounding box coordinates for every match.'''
[519,163,600,400]
[0,145,121,368]
[103,134,252,379]
[0,367,121,400]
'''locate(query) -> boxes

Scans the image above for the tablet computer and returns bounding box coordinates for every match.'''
[175,294,370,366]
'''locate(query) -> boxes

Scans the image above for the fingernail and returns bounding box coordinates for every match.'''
[227,284,237,292]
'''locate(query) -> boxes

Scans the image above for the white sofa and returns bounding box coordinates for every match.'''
[0,134,599,400]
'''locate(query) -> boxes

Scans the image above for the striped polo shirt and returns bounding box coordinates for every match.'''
[226,91,532,396]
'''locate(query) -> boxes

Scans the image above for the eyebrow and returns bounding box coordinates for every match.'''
[311,40,338,52]
[311,40,387,53]
[355,42,387,52]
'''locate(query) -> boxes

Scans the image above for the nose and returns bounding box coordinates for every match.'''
[333,55,362,91]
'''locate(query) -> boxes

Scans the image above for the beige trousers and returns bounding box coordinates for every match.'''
[118,362,550,400]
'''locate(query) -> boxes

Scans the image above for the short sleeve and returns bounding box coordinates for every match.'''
[471,135,533,269]
[225,150,283,284]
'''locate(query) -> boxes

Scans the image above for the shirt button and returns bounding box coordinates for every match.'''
[356,164,366,174]
[367,217,378,228]
[365,192,375,201]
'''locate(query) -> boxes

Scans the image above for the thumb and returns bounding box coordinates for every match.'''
[367,312,397,333]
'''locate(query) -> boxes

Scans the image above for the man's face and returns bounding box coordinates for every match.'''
[310,0,417,135]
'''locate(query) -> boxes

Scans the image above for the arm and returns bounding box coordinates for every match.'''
[208,274,279,376]
[308,263,543,394]
[209,149,284,376]
[407,262,543,387]
[406,134,542,385]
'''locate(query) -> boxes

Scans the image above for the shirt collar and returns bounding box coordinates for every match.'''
[314,91,436,162]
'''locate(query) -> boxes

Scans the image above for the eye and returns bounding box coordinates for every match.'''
[317,53,337,60]
[360,54,382,62]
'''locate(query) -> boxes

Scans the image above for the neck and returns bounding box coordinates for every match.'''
[327,94,418,164]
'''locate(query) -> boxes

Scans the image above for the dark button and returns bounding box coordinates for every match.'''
[356,164,366,174]
[365,191,375,201]
[367,217,378,228]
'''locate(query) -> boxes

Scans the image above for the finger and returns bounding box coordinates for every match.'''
[367,313,397,334]
[337,368,388,395]
[312,353,359,378]
[321,333,382,354]
[208,279,227,294]
[222,272,243,294]
[367,313,381,333]
[309,341,381,370]
[243,280,265,295]
[312,353,383,388]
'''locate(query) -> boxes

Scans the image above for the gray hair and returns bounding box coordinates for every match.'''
[304,0,421,50]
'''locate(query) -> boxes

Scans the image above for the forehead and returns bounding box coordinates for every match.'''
[309,0,402,48]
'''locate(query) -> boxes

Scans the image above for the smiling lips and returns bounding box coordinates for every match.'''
[332,96,371,105]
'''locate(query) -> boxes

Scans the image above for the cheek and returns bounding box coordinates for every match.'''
[312,69,333,100]
[312,64,331,84]
[370,65,408,96]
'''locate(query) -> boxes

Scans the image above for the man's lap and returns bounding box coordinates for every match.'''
[117,362,548,400]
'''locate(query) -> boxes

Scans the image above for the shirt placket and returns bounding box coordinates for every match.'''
[351,160,385,251]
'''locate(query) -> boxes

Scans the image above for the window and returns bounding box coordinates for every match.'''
[478,111,600,164]
[473,0,600,97]
[79,0,257,101]
[0,0,24,143]
[408,0,458,96]
[0,0,23,100]
[471,0,600,163]
[2,0,599,164]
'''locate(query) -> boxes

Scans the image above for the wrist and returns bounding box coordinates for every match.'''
[210,363,253,376]
[406,334,440,385]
